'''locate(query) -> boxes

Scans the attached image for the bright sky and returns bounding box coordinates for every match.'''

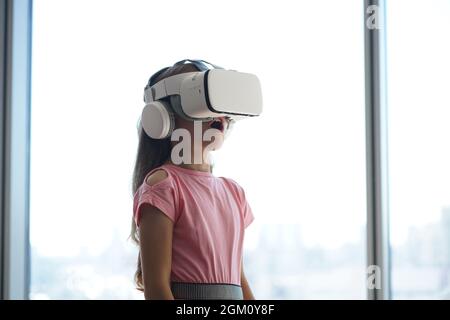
[29,0,449,260]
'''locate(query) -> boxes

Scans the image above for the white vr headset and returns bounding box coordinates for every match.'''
[140,59,263,139]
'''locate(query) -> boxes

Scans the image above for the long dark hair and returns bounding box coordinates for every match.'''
[130,62,201,291]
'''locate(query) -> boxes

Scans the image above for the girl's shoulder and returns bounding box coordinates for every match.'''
[218,176,246,197]
[140,164,177,190]
[144,168,169,187]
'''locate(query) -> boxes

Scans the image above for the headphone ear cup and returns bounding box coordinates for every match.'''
[141,101,175,139]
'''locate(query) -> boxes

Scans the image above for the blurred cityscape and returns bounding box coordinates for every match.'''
[390,207,450,299]
[30,208,450,299]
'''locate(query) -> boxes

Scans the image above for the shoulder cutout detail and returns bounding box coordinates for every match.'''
[145,169,169,187]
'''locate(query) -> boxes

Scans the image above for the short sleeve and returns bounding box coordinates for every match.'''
[133,174,178,226]
[225,178,255,229]
[242,196,255,228]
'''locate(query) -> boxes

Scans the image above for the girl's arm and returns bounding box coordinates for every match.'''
[241,263,255,300]
[139,203,175,300]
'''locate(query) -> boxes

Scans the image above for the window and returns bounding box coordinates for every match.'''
[29,0,366,299]
[386,0,450,299]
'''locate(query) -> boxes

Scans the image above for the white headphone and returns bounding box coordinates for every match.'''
[140,59,223,140]
[141,100,175,139]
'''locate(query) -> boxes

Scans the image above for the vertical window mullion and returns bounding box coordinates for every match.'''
[0,0,32,300]
[364,0,391,300]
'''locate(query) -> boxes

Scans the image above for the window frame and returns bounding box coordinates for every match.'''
[0,0,32,300]
[363,0,391,300]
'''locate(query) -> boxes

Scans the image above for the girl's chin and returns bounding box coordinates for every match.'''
[202,143,224,151]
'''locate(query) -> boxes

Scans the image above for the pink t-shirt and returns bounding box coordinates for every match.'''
[133,163,254,286]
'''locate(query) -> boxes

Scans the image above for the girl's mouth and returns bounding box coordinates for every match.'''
[209,117,225,132]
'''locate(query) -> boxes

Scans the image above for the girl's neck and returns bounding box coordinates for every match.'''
[166,160,211,173]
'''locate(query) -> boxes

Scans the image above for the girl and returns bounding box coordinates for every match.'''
[130,60,255,300]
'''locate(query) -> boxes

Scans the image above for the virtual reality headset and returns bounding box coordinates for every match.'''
[140,59,263,139]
